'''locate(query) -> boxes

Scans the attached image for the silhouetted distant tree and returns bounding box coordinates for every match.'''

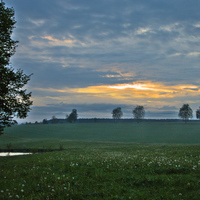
[178,104,193,123]
[112,107,123,121]
[133,105,145,123]
[42,119,48,124]
[67,109,78,123]
[93,117,98,123]
[0,1,32,135]
[196,107,200,120]
[51,115,58,124]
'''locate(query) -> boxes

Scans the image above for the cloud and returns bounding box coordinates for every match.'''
[4,0,200,121]
[41,36,77,47]
[157,106,178,111]
[145,111,178,119]
[187,52,200,56]
[30,82,200,112]
[29,19,46,27]
[135,27,153,35]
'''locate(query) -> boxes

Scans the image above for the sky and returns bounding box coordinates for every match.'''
[5,0,200,122]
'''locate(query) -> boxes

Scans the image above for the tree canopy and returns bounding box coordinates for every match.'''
[178,104,193,123]
[196,107,200,120]
[0,1,32,135]
[67,109,78,123]
[112,107,123,120]
[133,105,145,122]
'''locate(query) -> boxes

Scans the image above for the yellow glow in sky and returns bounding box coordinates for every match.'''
[109,83,162,91]
[33,82,200,108]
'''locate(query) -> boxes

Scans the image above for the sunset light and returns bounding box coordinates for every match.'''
[108,83,165,91]
[32,82,200,110]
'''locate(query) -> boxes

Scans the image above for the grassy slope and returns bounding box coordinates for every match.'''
[1,122,200,149]
[1,123,200,199]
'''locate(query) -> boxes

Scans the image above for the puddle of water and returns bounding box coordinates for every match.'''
[0,152,32,156]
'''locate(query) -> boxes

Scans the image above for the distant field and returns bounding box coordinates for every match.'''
[0,122,200,149]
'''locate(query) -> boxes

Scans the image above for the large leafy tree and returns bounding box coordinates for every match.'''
[0,1,32,135]
[133,105,145,123]
[178,104,193,123]
[112,107,123,121]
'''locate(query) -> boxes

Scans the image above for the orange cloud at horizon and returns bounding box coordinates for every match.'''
[33,82,200,107]
[108,83,173,92]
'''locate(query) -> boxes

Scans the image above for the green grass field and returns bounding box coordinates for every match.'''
[1,122,200,149]
[0,123,200,199]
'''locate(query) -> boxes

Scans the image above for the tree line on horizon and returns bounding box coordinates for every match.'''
[110,104,200,123]
[112,104,200,123]
[34,104,200,125]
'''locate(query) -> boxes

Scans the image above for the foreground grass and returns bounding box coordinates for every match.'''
[0,142,200,199]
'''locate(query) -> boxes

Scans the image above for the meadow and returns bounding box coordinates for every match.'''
[0,122,200,199]
[1,122,200,149]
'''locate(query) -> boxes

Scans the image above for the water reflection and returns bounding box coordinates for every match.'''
[0,152,32,156]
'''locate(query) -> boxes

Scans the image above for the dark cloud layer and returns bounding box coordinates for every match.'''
[8,0,200,87]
